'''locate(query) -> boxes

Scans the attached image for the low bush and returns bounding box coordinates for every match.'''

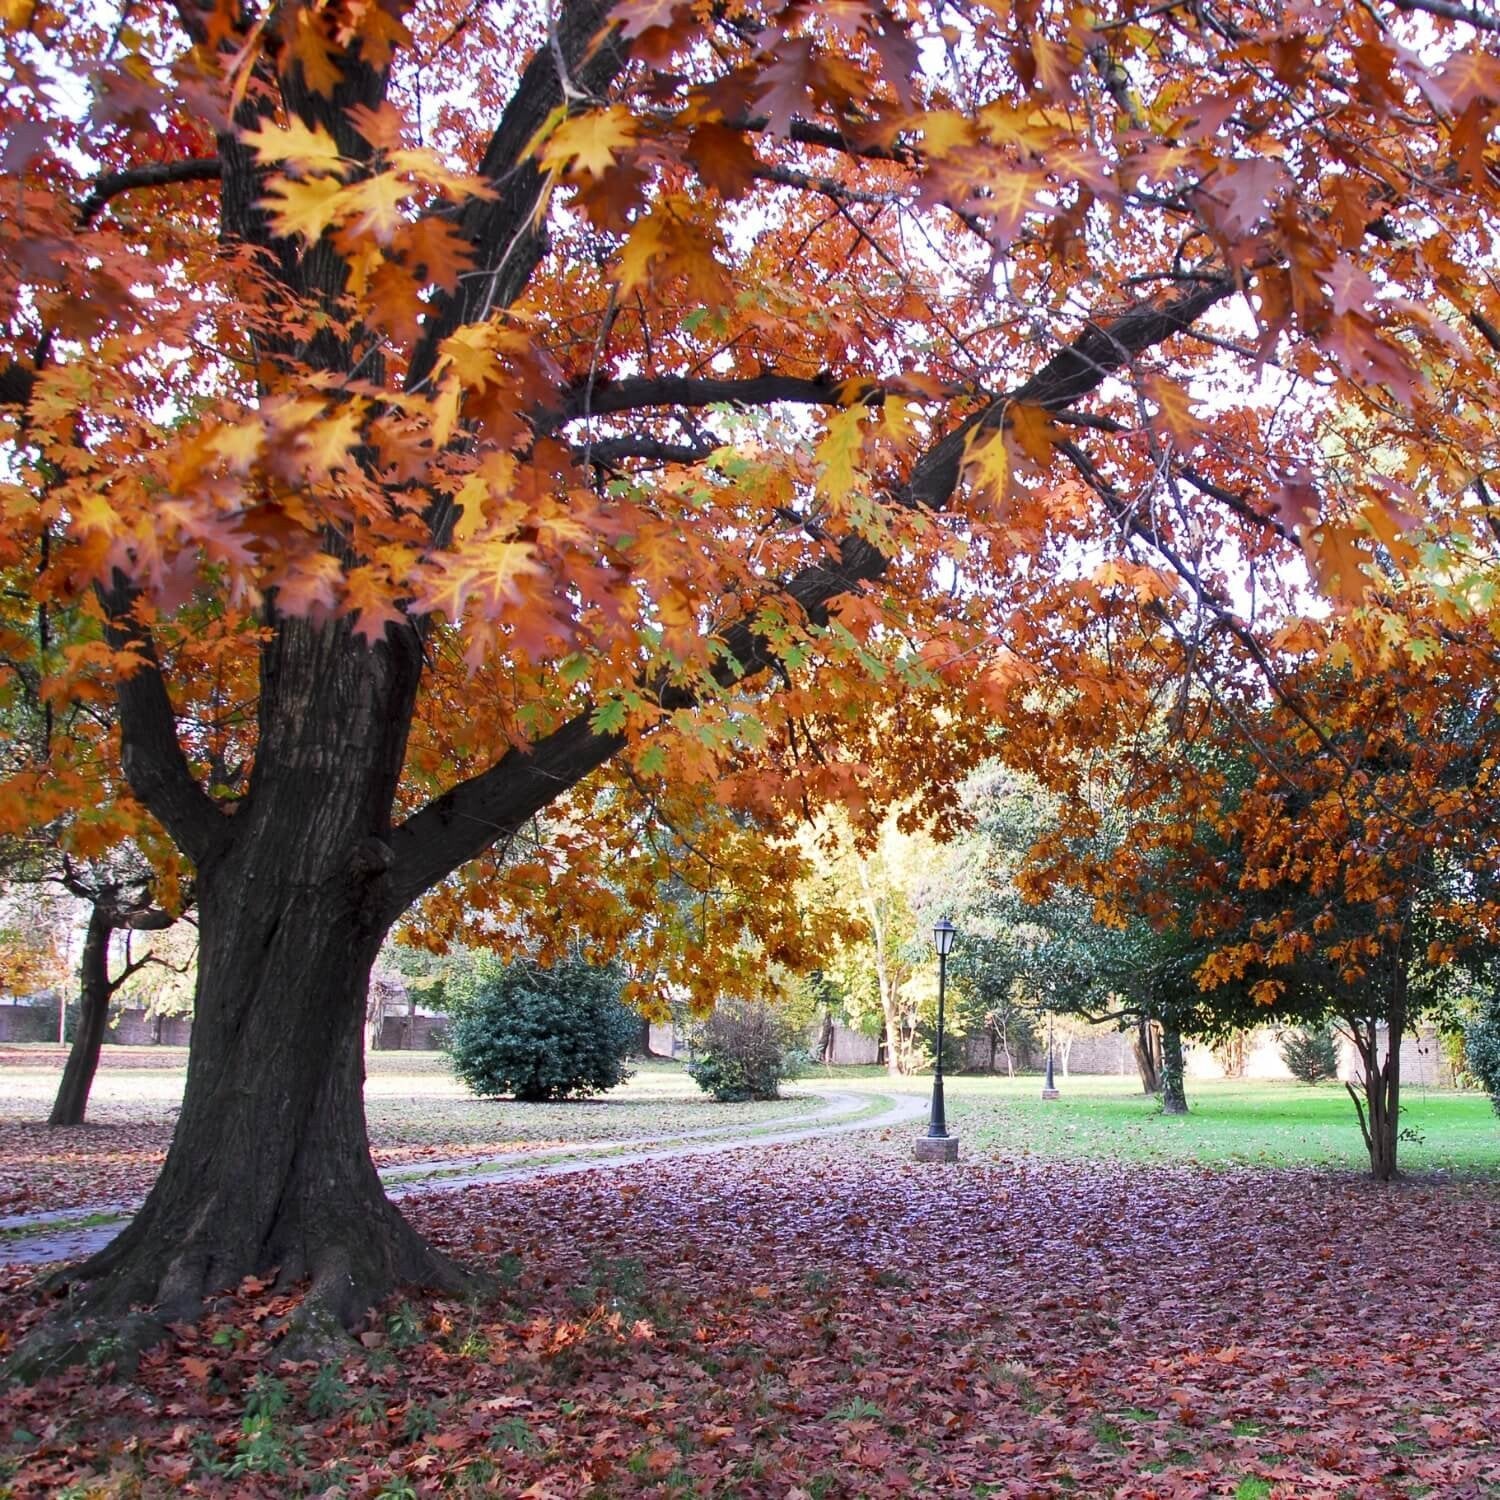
[445,954,637,1102]
[689,999,805,1102]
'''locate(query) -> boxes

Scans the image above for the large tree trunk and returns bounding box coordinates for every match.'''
[28,623,471,1374]
[1160,1026,1188,1115]
[47,905,112,1127]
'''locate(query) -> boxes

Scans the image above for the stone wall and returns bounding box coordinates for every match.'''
[375,1014,448,1050]
[112,1009,192,1046]
[0,1003,58,1043]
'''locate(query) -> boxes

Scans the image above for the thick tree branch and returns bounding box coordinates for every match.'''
[100,580,231,870]
[78,158,221,228]
[580,435,723,467]
[902,275,1236,510]
[406,0,630,389]
[552,371,847,426]
[386,279,1238,907]
[1390,0,1500,30]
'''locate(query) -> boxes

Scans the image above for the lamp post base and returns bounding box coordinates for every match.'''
[1041,1087,1061,1100]
[913,1135,959,1162]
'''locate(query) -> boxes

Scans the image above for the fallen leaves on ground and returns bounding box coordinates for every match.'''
[1,1138,1497,1496]
[0,1122,169,1214]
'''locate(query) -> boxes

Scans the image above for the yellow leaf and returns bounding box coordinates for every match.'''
[336,172,412,245]
[298,402,364,478]
[539,106,638,178]
[261,172,345,241]
[241,119,345,176]
[962,425,1009,508]
[917,109,975,157]
[208,420,264,472]
[815,407,867,504]
[615,211,670,295]
[881,396,916,445]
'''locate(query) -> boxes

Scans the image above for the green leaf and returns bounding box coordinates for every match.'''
[591,699,628,735]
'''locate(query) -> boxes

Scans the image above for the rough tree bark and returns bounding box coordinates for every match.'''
[49,885,175,1128]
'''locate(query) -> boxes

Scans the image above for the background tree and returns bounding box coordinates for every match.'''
[1280,1027,1339,1086]
[47,857,187,1126]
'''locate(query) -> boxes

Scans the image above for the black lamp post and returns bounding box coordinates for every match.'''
[928,917,956,1138]
[1042,1009,1060,1100]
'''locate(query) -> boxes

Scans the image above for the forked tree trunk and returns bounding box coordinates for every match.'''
[35,622,471,1369]
[1160,1027,1188,1115]
[48,906,112,1128]
[1343,971,1406,1182]
[1133,1016,1161,1093]
[50,892,174,1127]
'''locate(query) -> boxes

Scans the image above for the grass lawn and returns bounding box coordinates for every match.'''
[805,1063,1500,1173]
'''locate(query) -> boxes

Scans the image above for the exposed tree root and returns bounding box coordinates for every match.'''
[6,1200,483,1384]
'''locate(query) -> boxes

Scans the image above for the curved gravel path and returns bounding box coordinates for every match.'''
[0,1089,928,1267]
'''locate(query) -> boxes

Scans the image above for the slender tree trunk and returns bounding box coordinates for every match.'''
[365,981,387,1052]
[857,865,905,1078]
[48,906,112,1127]
[1160,1027,1188,1115]
[1059,1034,1073,1079]
[817,1009,834,1064]
[1343,964,1407,1182]
[1133,1017,1161,1093]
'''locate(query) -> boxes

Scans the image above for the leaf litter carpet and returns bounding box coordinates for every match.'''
[1,1135,1496,1497]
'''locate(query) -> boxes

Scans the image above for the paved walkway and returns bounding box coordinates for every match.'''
[0,1089,927,1267]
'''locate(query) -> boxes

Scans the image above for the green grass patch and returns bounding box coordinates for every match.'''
[877,1074,1500,1173]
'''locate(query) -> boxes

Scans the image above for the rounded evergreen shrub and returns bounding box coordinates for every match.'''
[688,999,804,1102]
[1465,999,1500,1115]
[445,954,638,1102]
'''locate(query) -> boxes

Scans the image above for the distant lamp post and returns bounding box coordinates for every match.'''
[1042,1010,1060,1100]
[914,917,960,1162]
